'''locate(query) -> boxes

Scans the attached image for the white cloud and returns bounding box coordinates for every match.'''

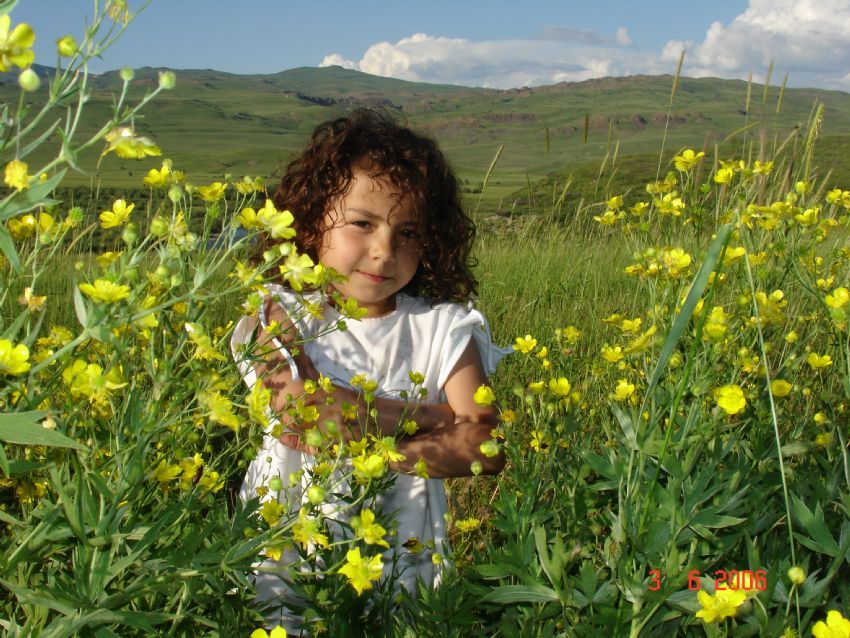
[321,31,654,89]
[320,1,850,90]
[319,53,356,70]
[662,0,850,89]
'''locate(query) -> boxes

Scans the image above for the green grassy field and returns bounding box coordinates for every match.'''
[5,66,850,215]
[5,49,850,636]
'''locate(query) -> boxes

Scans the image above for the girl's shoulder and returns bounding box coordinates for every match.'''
[399,293,479,323]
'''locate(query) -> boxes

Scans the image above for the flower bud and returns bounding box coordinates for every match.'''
[57,35,79,57]
[122,222,138,246]
[120,67,135,82]
[305,428,324,448]
[149,215,168,237]
[158,70,176,90]
[470,461,483,476]
[18,68,41,92]
[268,476,283,492]
[787,566,805,586]
[167,185,183,204]
[306,485,325,505]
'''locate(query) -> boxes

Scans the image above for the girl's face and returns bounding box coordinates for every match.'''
[318,163,421,318]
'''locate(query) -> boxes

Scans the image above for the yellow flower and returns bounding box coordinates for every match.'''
[8,213,36,239]
[56,35,78,57]
[338,548,383,595]
[714,167,734,184]
[473,385,496,406]
[612,379,636,402]
[0,338,31,375]
[755,290,787,326]
[0,15,35,72]
[673,149,705,171]
[548,377,571,397]
[753,160,774,175]
[352,508,390,548]
[143,161,172,188]
[530,429,550,452]
[528,381,545,394]
[4,159,30,190]
[660,248,691,275]
[150,460,181,484]
[619,318,642,334]
[825,287,849,309]
[259,500,285,527]
[455,517,481,533]
[770,380,792,397]
[250,627,288,638]
[695,588,747,623]
[513,334,537,354]
[292,507,330,549]
[195,181,228,203]
[602,344,625,363]
[103,127,161,159]
[236,207,262,230]
[99,198,135,229]
[352,453,386,480]
[279,251,317,292]
[806,353,833,370]
[78,279,131,303]
[18,287,46,312]
[247,382,271,427]
[624,325,657,355]
[704,306,729,341]
[794,207,819,227]
[256,199,296,239]
[559,326,581,344]
[199,391,240,430]
[812,610,850,638]
[715,384,747,415]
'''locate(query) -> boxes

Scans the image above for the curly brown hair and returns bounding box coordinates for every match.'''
[263,109,477,304]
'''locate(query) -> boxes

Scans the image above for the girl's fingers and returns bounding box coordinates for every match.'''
[279,433,318,456]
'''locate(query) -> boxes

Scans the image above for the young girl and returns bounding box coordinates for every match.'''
[230,109,512,631]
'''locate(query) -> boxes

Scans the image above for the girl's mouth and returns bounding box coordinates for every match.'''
[358,271,390,283]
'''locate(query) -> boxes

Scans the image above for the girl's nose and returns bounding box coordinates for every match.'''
[370,232,396,262]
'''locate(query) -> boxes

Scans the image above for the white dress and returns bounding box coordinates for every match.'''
[230,283,513,629]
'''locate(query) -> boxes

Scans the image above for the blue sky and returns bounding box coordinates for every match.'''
[12,0,850,90]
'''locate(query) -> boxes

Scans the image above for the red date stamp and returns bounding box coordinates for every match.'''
[648,568,768,592]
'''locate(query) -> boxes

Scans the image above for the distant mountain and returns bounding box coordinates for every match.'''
[2,65,849,206]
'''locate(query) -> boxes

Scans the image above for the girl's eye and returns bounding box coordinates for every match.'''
[351,221,371,229]
[400,229,419,241]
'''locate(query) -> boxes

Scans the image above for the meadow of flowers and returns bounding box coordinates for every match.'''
[2,3,850,637]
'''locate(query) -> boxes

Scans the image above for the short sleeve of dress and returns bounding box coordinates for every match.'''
[436,305,513,391]
[229,284,314,390]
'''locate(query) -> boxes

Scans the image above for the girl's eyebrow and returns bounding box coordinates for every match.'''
[347,208,417,226]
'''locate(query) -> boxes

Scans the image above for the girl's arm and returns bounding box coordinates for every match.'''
[254,299,503,477]
[392,338,504,478]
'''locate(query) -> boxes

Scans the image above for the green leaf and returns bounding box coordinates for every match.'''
[475,563,521,580]
[0,170,66,221]
[791,495,839,556]
[0,222,20,272]
[666,587,702,613]
[0,1,19,18]
[73,284,88,327]
[480,584,560,604]
[690,509,747,529]
[0,411,86,450]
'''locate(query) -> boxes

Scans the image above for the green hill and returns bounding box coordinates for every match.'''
[3,65,850,212]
